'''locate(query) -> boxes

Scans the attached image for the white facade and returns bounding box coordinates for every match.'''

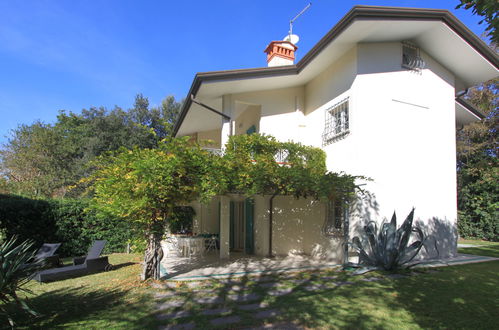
[176,7,498,262]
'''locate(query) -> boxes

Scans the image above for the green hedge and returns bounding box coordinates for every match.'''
[0,194,132,256]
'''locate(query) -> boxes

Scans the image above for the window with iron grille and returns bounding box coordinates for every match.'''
[402,42,425,71]
[324,199,344,236]
[322,98,349,145]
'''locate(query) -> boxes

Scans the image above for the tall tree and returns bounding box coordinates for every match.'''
[456,77,498,241]
[0,94,182,198]
[456,0,498,43]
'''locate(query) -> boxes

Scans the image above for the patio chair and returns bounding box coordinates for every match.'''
[205,235,218,253]
[33,240,111,283]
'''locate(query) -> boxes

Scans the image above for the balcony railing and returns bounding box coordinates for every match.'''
[203,147,293,165]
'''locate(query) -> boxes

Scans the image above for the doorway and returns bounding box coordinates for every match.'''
[229,199,254,254]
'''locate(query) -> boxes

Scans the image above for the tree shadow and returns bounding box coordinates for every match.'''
[3,286,156,329]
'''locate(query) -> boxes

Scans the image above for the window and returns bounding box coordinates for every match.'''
[402,42,425,71]
[322,98,349,146]
[324,199,344,236]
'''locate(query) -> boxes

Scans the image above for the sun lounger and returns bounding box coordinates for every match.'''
[34,240,110,282]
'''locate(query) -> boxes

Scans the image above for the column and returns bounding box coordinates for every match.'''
[219,195,230,259]
[221,94,234,149]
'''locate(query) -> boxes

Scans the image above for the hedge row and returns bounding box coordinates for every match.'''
[0,194,133,256]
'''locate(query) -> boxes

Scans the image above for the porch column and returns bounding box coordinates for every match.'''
[219,195,230,259]
[221,94,234,149]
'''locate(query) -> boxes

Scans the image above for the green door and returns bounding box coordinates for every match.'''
[245,198,254,254]
[246,125,256,135]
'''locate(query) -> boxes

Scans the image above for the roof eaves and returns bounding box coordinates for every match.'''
[173,5,498,136]
[456,97,486,119]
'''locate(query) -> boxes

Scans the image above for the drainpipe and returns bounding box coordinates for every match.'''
[268,192,278,258]
[190,95,231,121]
[342,197,350,267]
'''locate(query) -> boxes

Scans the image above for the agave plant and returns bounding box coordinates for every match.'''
[350,208,427,271]
[0,237,42,327]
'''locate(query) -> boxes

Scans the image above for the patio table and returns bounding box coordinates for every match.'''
[177,237,205,258]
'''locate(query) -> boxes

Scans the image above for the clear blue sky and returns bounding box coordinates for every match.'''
[0,0,489,144]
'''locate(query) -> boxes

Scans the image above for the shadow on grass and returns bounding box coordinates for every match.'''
[155,255,499,329]
[111,261,138,271]
[3,285,156,329]
[458,244,499,258]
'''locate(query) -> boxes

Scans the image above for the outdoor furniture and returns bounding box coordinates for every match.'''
[34,243,62,268]
[177,237,205,258]
[34,240,110,282]
[162,236,182,257]
[205,235,218,253]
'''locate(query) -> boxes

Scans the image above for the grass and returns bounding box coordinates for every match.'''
[3,245,499,329]
[458,239,499,258]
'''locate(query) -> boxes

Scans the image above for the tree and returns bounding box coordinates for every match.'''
[87,134,359,280]
[456,77,498,240]
[456,0,498,43]
[87,137,218,280]
[0,94,182,198]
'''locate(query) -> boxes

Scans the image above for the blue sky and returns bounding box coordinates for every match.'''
[0,0,490,144]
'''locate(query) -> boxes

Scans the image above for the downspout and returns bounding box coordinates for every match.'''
[342,197,350,267]
[190,95,231,121]
[268,192,278,258]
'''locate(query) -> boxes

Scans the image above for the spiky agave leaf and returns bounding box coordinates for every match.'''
[364,221,378,261]
[351,236,377,266]
[382,212,399,270]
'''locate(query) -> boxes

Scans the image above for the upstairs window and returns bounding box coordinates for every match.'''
[324,199,344,236]
[402,42,425,71]
[322,98,349,146]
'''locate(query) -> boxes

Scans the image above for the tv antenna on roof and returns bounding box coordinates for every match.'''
[284,2,312,45]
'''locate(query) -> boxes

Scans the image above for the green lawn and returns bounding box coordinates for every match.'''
[4,244,499,329]
[458,239,499,258]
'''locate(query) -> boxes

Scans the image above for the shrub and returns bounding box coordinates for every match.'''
[168,206,195,234]
[0,194,132,256]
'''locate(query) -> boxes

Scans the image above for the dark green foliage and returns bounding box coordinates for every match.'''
[350,209,427,271]
[0,237,42,327]
[456,0,498,43]
[456,78,498,241]
[168,206,195,234]
[0,194,131,256]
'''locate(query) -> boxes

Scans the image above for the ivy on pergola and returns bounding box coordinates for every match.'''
[87,134,360,280]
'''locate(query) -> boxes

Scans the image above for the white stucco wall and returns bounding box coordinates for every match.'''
[231,86,305,142]
[190,42,460,260]
[304,42,458,258]
[271,196,343,261]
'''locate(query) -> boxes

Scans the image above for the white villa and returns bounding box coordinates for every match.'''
[172,6,499,263]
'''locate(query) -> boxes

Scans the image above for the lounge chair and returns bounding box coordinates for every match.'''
[33,243,62,268]
[34,240,110,282]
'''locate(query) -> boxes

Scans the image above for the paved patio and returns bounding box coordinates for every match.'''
[160,252,342,281]
[159,251,498,281]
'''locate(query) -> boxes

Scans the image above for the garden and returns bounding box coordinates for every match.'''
[2,242,498,329]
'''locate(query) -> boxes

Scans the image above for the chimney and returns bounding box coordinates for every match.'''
[264,41,298,67]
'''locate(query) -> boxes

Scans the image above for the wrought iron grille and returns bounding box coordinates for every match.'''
[402,42,425,71]
[322,98,349,146]
[323,199,344,236]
